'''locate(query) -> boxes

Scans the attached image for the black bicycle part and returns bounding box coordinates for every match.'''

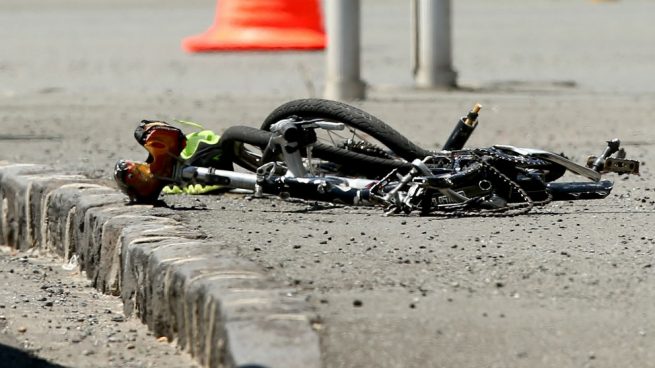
[547,180,613,200]
[443,105,480,150]
[261,98,432,161]
[257,175,372,205]
[475,146,567,183]
[218,125,412,176]
[443,116,477,151]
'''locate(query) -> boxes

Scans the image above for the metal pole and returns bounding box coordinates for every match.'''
[324,0,366,101]
[413,0,457,88]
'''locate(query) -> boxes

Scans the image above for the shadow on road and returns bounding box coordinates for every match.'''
[0,342,67,368]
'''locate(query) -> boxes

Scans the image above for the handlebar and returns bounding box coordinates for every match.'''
[311,121,345,131]
[269,118,345,133]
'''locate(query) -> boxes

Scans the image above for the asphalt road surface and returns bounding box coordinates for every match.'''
[1,0,654,367]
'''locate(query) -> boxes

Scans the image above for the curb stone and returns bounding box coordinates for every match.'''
[0,162,321,368]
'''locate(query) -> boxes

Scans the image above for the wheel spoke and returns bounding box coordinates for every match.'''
[326,130,337,146]
[349,128,357,141]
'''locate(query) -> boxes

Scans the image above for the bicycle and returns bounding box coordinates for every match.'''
[114,103,639,216]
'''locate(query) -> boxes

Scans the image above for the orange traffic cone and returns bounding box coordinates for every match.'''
[182,0,326,52]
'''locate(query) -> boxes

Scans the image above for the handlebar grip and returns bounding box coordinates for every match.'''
[313,122,345,131]
[270,119,345,132]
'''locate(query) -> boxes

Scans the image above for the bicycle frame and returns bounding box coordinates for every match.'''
[165,131,621,213]
[172,118,381,206]
[115,104,639,216]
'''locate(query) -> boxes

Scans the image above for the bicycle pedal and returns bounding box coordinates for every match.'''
[586,156,640,175]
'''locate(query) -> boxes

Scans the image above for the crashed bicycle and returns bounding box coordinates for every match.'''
[114,100,639,216]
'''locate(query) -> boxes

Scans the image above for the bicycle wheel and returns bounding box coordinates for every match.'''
[261,98,431,161]
[220,125,411,176]
[248,98,432,177]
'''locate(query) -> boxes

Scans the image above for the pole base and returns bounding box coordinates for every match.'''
[414,68,458,89]
[324,79,367,101]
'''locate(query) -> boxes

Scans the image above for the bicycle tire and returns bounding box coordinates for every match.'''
[219,125,411,175]
[261,98,432,161]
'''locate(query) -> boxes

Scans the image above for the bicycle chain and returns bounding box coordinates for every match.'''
[426,152,552,217]
[475,147,551,168]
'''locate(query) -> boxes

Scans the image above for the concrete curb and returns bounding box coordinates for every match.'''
[0,162,321,368]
